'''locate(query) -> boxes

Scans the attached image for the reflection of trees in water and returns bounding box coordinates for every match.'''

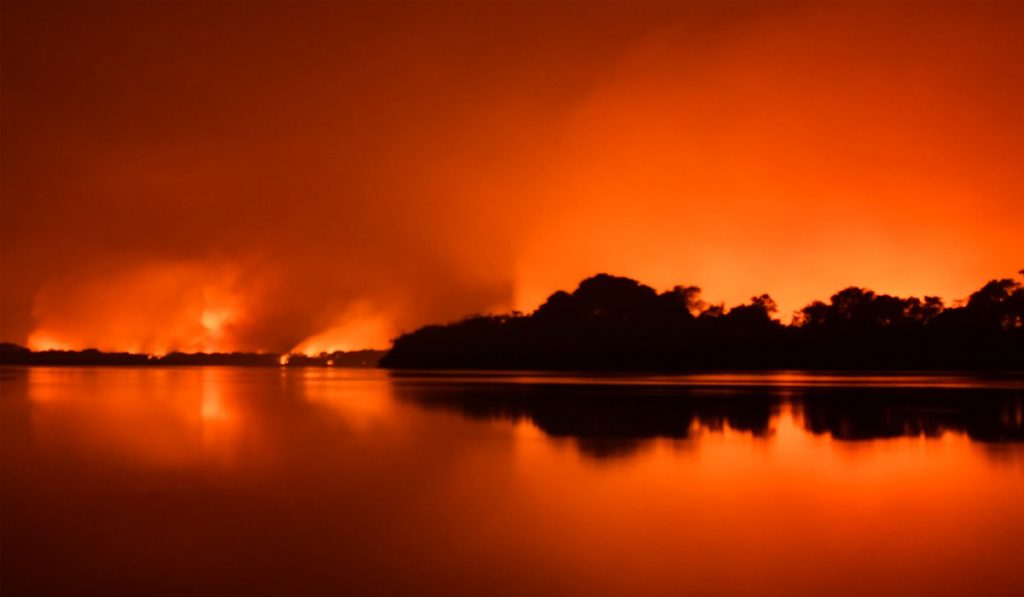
[797,388,1024,443]
[392,382,777,458]
[391,379,1024,459]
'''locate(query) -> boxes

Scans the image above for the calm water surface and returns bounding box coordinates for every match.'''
[2,367,1023,596]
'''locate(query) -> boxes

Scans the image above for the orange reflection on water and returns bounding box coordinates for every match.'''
[20,368,211,468]
[296,368,396,431]
[2,368,1023,596]
[505,402,1023,596]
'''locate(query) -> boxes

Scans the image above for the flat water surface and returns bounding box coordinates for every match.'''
[2,367,1023,596]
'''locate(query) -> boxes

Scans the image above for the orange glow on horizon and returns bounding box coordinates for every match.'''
[25,334,73,352]
[292,302,394,353]
[2,2,1022,352]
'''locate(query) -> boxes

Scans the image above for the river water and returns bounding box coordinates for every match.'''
[2,367,1022,596]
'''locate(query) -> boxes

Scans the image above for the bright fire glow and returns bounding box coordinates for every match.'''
[3,2,1022,352]
[293,303,394,353]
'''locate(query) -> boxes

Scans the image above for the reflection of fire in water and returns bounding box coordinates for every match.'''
[200,369,241,461]
[24,368,209,467]
[201,390,226,421]
[298,369,394,430]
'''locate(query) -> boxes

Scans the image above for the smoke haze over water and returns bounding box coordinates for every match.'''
[3,2,1022,353]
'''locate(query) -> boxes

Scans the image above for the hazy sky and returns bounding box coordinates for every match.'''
[2,1,1022,353]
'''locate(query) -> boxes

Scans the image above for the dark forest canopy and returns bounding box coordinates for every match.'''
[381,272,1024,371]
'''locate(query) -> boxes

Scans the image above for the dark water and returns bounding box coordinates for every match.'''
[2,367,1023,596]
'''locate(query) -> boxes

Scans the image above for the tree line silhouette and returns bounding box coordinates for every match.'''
[381,272,1024,370]
[0,344,384,367]
[3,272,1020,371]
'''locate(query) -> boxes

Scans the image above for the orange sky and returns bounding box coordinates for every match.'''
[2,2,1022,353]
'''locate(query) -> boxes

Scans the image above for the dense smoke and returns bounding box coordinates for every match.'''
[3,2,1023,352]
